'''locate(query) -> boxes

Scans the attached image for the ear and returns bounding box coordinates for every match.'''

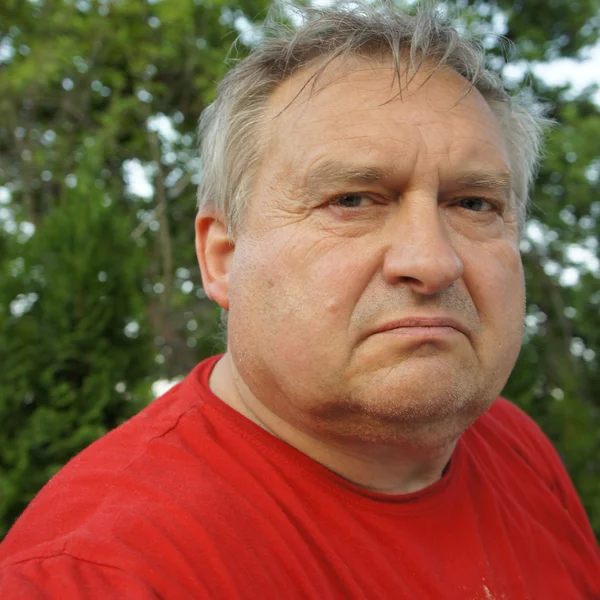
[195,212,234,310]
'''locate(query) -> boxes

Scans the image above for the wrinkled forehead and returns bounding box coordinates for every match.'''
[256,56,512,191]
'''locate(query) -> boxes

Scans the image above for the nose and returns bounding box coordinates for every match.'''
[382,196,464,295]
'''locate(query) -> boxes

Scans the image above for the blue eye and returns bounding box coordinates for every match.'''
[336,194,371,208]
[459,197,494,212]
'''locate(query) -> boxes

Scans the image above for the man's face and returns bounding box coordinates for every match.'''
[224,58,525,445]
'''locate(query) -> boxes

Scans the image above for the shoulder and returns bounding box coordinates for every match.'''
[0,356,224,567]
[465,397,591,524]
[0,355,285,597]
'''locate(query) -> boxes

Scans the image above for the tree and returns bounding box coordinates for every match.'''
[0,187,154,533]
[0,0,269,537]
[484,0,600,536]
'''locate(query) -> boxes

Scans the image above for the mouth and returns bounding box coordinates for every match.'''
[369,317,470,340]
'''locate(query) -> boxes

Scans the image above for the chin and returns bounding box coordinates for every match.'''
[306,369,495,446]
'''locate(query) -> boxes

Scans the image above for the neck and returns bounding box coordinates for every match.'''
[209,353,458,495]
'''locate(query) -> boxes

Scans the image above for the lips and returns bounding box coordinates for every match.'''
[370,316,470,339]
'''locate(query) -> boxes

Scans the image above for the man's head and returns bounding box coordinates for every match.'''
[195,3,550,449]
[197,3,548,234]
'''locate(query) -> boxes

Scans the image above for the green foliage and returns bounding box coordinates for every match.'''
[0,0,599,541]
[0,194,154,535]
[499,0,600,59]
[0,0,264,536]
[503,84,600,535]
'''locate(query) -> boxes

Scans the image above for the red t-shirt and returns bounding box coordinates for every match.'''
[1,355,598,598]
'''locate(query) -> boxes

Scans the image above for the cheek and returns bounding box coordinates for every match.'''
[259,229,379,316]
[229,231,383,376]
[464,243,525,336]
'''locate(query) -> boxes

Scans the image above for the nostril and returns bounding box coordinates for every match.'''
[397,276,421,286]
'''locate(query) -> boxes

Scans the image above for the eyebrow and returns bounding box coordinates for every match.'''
[304,160,389,188]
[303,160,514,197]
[452,170,513,197]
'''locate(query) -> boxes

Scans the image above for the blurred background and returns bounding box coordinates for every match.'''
[0,0,599,540]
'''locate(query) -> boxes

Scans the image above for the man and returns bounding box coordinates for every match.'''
[1,3,598,598]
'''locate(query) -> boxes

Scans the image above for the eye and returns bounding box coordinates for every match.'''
[458,197,496,212]
[333,193,374,208]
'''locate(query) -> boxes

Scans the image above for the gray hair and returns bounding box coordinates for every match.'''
[197,1,550,233]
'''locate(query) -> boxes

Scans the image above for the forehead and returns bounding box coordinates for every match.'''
[257,57,510,189]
